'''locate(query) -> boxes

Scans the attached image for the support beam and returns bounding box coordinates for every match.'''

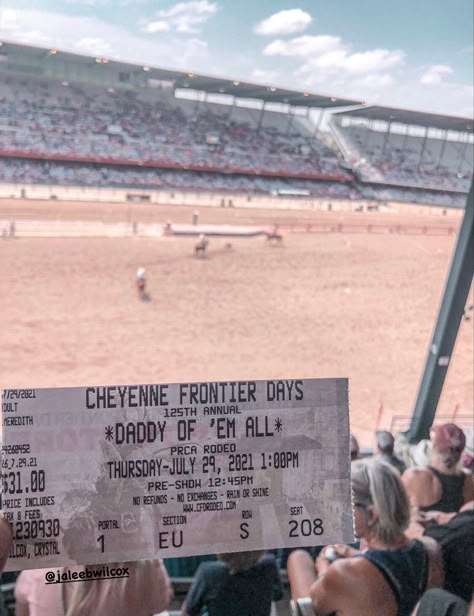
[382,121,392,156]
[457,134,468,174]
[313,110,325,140]
[436,130,447,171]
[405,181,474,442]
[363,120,372,149]
[286,106,295,135]
[226,96,236,123]
[418,127,429,169]
[257,101,266,131]
[401,124,410,153]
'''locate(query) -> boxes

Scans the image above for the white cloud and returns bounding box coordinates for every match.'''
[356,73,395,88]
[420,64,453,85]
[264,33,405,85]
[1,7,209,69]
[75,37,112,56]
[263,35,342,57]
[254,9,312,36]
[142,21,171,33]
[141,1,217,35]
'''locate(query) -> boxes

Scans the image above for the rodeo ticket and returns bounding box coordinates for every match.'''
[1,378,353,571]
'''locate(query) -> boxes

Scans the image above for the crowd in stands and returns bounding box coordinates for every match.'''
[359,183,466,208]
[289,422,473,616]
[0,73,349,180]
[2,158,466,207]
[334,123,473,193]
[0,421,472,616]
[0,158,361,199]
[1,72,471,207]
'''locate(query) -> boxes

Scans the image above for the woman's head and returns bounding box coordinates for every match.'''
[351,458,410,544]
[430,423,466,469]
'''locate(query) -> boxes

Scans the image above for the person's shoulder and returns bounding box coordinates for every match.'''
[402,466,432,483]
[319,554,368,589]
[310,556,369,610]
[196,561,227,578]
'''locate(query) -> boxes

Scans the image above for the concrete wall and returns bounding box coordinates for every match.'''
[0,182,463,219]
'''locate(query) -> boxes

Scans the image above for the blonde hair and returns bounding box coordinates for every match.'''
[351,459,410,544]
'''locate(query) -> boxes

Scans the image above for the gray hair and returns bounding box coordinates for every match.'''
[351,458,410,544]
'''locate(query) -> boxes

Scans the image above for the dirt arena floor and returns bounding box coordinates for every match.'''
[1,198,472,446]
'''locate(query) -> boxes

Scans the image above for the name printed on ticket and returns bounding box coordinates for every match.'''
[1,378,354,571]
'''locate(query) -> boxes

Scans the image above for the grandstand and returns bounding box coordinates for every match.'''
[0,41,472,209]
[330,106,473,205]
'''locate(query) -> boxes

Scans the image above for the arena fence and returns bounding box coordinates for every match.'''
[0,182,464,219]
[390,413,473,435]
[0,218,458,238]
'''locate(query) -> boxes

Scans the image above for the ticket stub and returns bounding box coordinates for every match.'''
[1,378,353,571]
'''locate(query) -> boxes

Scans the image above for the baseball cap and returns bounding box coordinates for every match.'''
[376,430,395,451]
[430,423,466,453]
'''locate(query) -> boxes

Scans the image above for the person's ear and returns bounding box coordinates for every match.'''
[365,505,379,528]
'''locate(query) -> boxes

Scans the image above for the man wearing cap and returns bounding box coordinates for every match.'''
[402,423,474,514]
[375,430,406,474]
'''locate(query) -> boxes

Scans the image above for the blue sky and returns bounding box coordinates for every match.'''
[1,0,472,116]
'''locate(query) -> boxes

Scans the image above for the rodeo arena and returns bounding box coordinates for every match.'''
[0,40,474,616]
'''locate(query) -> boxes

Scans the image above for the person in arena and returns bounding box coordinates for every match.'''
[287,459,443,616]
[402,423,473,514]
[267,224,283,242]
[182,550,283,616]
[14,559,172,616]
[375,430,406,474]
[135,267,146,298]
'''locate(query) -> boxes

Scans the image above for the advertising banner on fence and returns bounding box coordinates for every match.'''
[1,378,353,570]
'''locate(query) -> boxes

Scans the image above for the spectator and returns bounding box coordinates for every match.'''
[287,459,444,616]
[402,424,474,514]
[0,516,12,573]
[14,560,172,616]
[422,502,474,603]
[461,426,473,472]
[350,433,360,461]
[412,588,468,616]
[182,550,283,616]
[375,430,406,474]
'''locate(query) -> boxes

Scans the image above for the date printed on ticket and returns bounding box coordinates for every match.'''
[1,378,354,570]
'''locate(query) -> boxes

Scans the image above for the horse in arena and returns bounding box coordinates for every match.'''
[267,225,283,243]
[195,234,209,257]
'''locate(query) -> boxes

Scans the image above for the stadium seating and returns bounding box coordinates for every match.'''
[0,158,361,199]
[0,72,350,181]
[333,123,472,192]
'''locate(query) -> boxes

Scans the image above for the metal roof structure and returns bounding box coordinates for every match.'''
[0,40,363,109]
[332,105,473,133]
